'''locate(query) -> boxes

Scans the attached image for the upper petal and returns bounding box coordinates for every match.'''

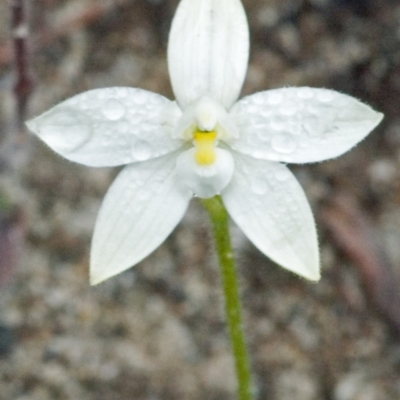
[222,152,320,281]
[27,88,183,167]
[230,87,383,163]
[90,151,192,285]
[168,0,249,110]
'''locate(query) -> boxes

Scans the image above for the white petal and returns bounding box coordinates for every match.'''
[176,147,234,198]
[168,0,249,110]
[90,152,192,284]
[222,153,320,280]
[173,96,239,140]
[230,87,383,163]
[27,88,183,167]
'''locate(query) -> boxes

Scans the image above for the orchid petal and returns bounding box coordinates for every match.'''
[173,96,239,141]
[168,0,249,110]
[27,88,183,167]
[230,87,383,163]
[176,147,234,198]
[222,153,320,281]
[90,152,192,284]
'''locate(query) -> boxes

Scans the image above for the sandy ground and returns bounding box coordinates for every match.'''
[0,0,400,399]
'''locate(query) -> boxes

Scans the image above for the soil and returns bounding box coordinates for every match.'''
[0,0,400,399]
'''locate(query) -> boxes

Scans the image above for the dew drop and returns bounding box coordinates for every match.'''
[317,90,335,103]
[252,95,264,105]
[296,87,314,99]
[260,108,273,118]
[116,120,129,134]
[137,191,148,202]
[133,90,148,105]
[98,90,108,99]
[279,102,298,116]
[270,118,285,131]
[306,104,319,115]
[102,99,126,120]
[255,129,269,142]
[253,150,266,159]
[116,87,129,98]
[132,141,151,161]
[271,133,297,154]
[246,105,259,114]
[251,176,267,195]
[101,136,111,146]
[336,96,351,107]
[250,115,265,128]
[267,92,283,105]
[274,168,291,182]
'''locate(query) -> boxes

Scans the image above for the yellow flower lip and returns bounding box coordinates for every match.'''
[193,130,217,166]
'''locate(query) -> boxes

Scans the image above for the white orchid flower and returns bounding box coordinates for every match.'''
[27,0,383,285]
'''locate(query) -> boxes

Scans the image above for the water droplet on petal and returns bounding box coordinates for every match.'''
[256,130,269,143]
[279,102,298,116]
[250,116,265,128]
[117,87,129,98]
[98,91,108,99]
[271,133,297,154]
[306,104,319,115]
[115,120,129,134]
[101,136,111,146]
[102,99,126,120]
[133,90,148,105]
[270,118,285,131]
[251,176,267,195]
[137,191,148,202]
[252,95,264,105]
[317,90,335,103]
[246,105,259,114]
[274,168,291,182]
[267,92,283,105]
[296,87,314,99]
[132,141,151,161]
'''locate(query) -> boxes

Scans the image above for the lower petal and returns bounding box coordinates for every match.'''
[90,152,192,284]
[222,152,320,281]
[176,148,234,198]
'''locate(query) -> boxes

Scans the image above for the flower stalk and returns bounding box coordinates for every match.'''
[202,196,253,400]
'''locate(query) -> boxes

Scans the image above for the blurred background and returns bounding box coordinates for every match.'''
[0,0,400,399]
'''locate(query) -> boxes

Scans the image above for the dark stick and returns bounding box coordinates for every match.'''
[320,194,400,336]
[11,0,34,132]
[0,0,34,169]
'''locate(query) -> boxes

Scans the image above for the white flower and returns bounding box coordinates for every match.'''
[26,0,383,285]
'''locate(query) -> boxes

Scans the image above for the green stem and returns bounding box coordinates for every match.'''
[201,196,253,400]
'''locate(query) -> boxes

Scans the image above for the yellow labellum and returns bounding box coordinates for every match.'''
[193,130,217,166]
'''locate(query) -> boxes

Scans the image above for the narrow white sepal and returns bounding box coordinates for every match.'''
[222,153,320,281]
[90,152,192,285]
[176,148,234,199]
[230,87,383,163]
[168,0,249,110]
[26,88,183,167]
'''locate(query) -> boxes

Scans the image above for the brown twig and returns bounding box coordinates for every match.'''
[319,194,400,336]
[0,206,25,286]
[11,0,34,131]
[0,0,129,68]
